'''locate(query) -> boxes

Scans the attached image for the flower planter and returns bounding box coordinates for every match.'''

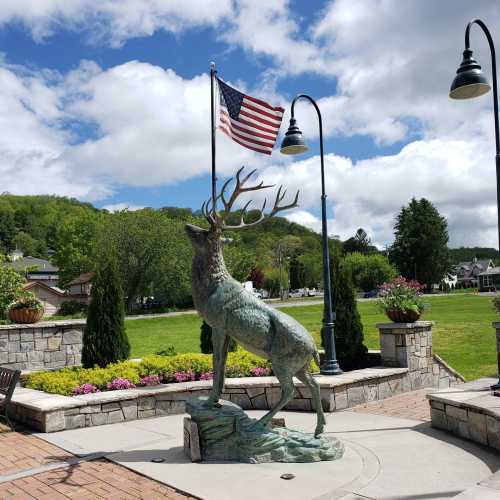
[386,308,420,323]
[9,307,44,324]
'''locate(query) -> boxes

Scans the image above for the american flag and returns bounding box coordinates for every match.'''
[217,78,284,155]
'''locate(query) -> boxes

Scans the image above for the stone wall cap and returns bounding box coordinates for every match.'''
[376,321,435,329]
[15,367,409,412]
[0,319,86,331]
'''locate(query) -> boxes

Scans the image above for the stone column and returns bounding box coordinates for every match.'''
[377,321,435,390]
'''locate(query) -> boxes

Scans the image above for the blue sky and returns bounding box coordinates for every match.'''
[0,1,499,247]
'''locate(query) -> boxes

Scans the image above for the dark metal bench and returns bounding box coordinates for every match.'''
[0,367,20,431]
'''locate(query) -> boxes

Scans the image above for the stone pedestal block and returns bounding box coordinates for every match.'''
[378,321,435,390]
[184,397,344,463]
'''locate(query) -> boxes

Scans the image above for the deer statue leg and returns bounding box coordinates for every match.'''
[255,365,295,428]
[208,328,230,406]
[295,366,326,437]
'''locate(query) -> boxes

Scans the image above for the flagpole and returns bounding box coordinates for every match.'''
[210,61,217,214]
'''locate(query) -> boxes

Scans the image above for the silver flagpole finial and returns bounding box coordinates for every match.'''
[210,61,216,70]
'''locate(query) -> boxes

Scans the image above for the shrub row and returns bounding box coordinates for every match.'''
[23,351,274,396]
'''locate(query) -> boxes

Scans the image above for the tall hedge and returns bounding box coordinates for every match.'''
[322,246,367,370]
[82,250,130,368]
[200,320,237,354]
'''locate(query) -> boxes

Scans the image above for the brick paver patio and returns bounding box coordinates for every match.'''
[0,424,194,499]
[352,388,431,421]
[0,390,433,499]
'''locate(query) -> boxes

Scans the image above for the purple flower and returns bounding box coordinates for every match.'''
[72,383,99,395]
[139,375,162,386]
[250,367,270,377]
[106,378,136,391]
[199,371,213,381]
[174,370,195,383]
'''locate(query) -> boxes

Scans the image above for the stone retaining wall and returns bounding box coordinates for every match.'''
[0,320,84,371]
[11,367,409,432]
[428,378,500,452]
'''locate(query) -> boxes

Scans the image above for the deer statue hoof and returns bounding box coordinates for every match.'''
[314,424,324,438]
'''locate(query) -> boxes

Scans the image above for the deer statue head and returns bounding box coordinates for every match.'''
[185,166,300,249]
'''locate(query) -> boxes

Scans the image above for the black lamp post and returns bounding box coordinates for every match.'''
[450,19,500,390]
[280,94,342,376]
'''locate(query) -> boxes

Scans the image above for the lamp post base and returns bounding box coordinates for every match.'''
[320,360,343,376]
[491,380,500,390]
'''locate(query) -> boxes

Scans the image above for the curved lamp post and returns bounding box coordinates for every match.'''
[280,94,342,376]
[450,19,500,389]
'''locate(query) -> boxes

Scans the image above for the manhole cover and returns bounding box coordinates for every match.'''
[280,473,295,480]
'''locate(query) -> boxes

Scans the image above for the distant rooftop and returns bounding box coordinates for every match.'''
[4,256,58,273]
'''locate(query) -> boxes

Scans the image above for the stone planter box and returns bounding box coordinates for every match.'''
[11,367,410,432]
[428,378,500,452]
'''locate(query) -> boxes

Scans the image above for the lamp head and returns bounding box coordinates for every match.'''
[450,48,491,99]
[280,118,308,155]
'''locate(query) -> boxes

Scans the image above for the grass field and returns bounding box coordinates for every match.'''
[126,294,498,381]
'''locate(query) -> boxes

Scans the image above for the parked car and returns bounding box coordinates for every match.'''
[289,289,304,298]
[305,288,317,297]
[363,290,378,298]
[252,290,263,299]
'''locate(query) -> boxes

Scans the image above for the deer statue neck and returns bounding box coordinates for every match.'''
[192,231,231,297]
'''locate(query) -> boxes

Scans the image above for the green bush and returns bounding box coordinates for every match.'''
[58,300,88,316]
[24,350,272,396]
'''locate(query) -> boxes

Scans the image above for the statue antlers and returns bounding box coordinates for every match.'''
[201,166,300,230]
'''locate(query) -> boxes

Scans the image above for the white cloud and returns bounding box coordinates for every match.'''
[63,60,271,187]
[0,64,103,199]
[101,202,145,212]
[0,0,232,46]
[255,135,497,248]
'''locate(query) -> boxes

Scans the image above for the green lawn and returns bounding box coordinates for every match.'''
[126,294,499,381]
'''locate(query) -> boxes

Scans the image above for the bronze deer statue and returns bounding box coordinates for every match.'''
[185,167,326,437]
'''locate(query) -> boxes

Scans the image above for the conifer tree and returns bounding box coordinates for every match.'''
[200,320,237,354]
[82,249,130,368]
[322,246,367,370]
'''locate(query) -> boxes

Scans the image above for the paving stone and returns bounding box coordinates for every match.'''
[91,412,108,426]
[247,387,265,398]
[230,393,251,408]
[47,337,61,351]
[446,404,468,422]
[487,415,500,450]
[265,387,281,407]
[285,398,311,411]
[102,402,121,412]
[363,384,378,402]
[347,384,365,407]
[108,410,125,424]
[80,405,101,414]
[251,393,268,409]
[138,397,155,410]
[62,329,82,344]
[65,414,86,430]
[138,409,156,419]
[468,411,487,445]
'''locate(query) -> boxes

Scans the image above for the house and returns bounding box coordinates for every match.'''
[23,282,66,316]
[478,267,500,292]
[453,258,494,288]
[67,272,94,304]
[4,254,59,287]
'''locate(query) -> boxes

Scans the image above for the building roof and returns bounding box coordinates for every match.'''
[23,281,66,297]
[67,272,94,286]
[4,256,58,273]
[479,267,500,276]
